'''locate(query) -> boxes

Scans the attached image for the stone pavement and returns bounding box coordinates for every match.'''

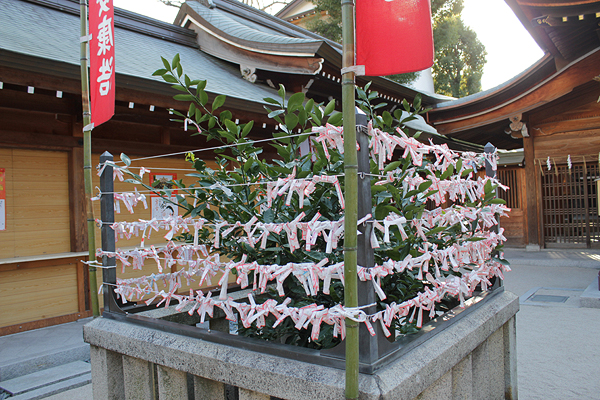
[0,248,598,399]
[502,248,600,400]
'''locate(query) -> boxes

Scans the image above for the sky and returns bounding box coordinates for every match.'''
[113,0,545,92]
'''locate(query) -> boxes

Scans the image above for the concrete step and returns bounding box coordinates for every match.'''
[0,344,89,382]
[0,361,90,399]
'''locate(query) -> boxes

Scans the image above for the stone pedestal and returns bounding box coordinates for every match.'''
[84,290,519,400]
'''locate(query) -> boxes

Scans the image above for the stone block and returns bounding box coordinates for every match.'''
[194,375,225,400]
[90,345,124,400]
[487,327,505,399]
[123,355,155,400]
[239,387,271,400]
[414,369,452,400]
[451,354,472,400]
[471,336,490,400]
[503,318,518,400]
[156,365,189,400]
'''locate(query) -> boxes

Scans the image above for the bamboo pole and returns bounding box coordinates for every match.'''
[341,0,358,398]
[80,0,100,317]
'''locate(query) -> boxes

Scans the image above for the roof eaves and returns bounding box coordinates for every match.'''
[274,0,304,18]
[431,53,554,112]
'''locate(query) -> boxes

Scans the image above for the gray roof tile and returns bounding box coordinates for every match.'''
[0,0,277,104]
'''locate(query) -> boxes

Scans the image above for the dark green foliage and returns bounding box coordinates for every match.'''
[142,55,505,348]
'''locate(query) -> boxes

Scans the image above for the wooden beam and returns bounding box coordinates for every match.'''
[431,48,600,135]
[0,130,80,150]
[0,311,93,336]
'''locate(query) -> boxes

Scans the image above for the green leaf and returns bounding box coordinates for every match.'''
[208,117,216,129]
[356,87,367,100]
[198,89,208,106]
[173,94,196,102]
[418,181,433,192]
[277,84,286,101]
[268,109,286,119]
[224,119,238,134]
[212,94,226,112]
[120,153,131,167]
[287,92,305,112]
[304,98,314,114]
[426,226,446,236]
[323,99,336,116]
[402,98,410,111]
[241,120,254,137]
[161,56,171,71]
[171,85,187,92]
[297,108,307,127]
[285,113,299,130]
[488,198,507,205]
[163,74,178,83]
[220,110,232,122]
[264,97,281,106]
[440,164,454,180]
[382,111,393,127]
[171,53,180,69]
[310,112,321,126]
[327,111,343,126]
[152,68,168,76]
[384,161,402,173]
[413,94,422,112]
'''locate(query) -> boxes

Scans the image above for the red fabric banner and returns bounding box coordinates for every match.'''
[356,0,434,76]
[89,0,115,127]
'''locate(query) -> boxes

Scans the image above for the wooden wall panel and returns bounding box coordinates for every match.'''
[533,129,600,160]
[0,149,70,258]
[0,262,79,327]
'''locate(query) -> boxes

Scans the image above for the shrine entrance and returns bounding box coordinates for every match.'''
[541,162,600,248]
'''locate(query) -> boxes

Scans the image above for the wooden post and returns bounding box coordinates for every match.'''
[523,136,540,249]
[341,0,358,398]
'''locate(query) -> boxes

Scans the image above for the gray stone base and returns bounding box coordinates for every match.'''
[84,291,519,400]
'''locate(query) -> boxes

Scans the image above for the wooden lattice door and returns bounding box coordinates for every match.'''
[541,162,600,248]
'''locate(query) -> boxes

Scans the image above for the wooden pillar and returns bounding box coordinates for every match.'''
[523,136,540,249]
[69,120,87,252]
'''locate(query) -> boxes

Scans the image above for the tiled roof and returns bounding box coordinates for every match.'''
[186,1,320,45]
[0,0,278,104]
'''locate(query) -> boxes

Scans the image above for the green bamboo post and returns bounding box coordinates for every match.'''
[341,0,358,398]
[80,0,100,317]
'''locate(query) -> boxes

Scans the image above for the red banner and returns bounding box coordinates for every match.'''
[89,0,115,127]
[356,0,434,76]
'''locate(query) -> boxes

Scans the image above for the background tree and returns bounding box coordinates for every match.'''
[306,0,486,95]
[431,0,486,97]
